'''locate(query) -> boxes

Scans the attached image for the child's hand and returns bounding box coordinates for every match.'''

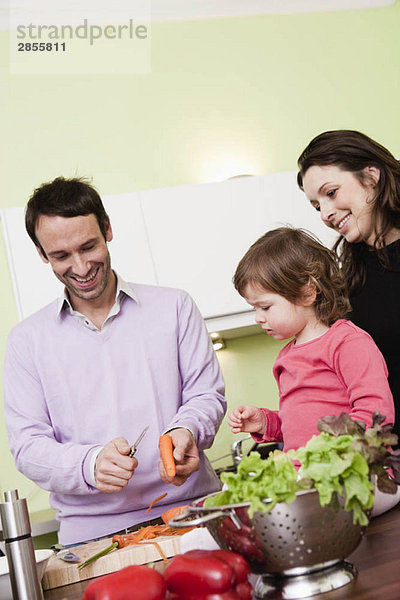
[228,405,266,436]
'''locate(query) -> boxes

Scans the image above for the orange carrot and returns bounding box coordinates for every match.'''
[146,492,168,513]
[159,434,176,477]
[161,505,189,525]
[112,534,128,548]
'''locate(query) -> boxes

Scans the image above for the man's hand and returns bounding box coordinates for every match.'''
[158,428,200,486]
[95,437,137,493]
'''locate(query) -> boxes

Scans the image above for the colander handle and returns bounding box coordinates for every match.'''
[168,507,242,529]
[168,509,227,528]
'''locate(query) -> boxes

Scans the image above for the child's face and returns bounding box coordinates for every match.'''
[243,283,315,342]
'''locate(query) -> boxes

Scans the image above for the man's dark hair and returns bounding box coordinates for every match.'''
[25,177,110,259]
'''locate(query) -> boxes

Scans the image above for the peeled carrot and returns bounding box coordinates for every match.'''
[161,505,189,525]
[146,492,168,513]
[159,434,176,477]
[111,534,129,549]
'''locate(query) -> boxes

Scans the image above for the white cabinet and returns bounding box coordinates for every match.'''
[140,177,272,320]
[1,172,336,333]
[139,172,336,331]
[104,192,157,285]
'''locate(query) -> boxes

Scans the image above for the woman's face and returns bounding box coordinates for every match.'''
[302,165,379,245]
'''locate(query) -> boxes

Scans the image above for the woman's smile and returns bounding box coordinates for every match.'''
[302,165,378,245]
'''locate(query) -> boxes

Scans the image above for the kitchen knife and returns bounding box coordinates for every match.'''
[51,544,81,563]
[128,425,149,457]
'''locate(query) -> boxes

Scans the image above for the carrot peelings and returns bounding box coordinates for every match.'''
[78,524,195,569]
[159,434,176,477]
[146,492,168,513]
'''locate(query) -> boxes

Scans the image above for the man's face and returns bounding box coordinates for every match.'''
[35,213,113,306]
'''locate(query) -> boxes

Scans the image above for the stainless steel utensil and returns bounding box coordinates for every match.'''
[0,489,44,600]
[51,544,80,563]
[128,425,149,458]
[169,489,366,599]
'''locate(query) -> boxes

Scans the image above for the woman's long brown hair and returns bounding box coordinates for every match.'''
[297,130,400,295]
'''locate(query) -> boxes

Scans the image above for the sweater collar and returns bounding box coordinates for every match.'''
[56,271,139,319]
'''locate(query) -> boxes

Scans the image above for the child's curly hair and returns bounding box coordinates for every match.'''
[233,227,351,326]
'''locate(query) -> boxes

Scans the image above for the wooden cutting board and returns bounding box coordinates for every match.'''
[41,533,182,590]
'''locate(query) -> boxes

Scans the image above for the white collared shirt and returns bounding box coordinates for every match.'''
[56,271,139,333]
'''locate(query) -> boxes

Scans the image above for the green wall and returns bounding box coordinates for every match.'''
[1,2,400,518]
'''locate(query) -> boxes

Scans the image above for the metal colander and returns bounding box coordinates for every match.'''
[169,489,366,577]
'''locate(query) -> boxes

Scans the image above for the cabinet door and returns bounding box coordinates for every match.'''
[140,177,269,319]
[140,172,336,321]
[103,192,157,285]
[1,206,63,320]
[261,170,336,247]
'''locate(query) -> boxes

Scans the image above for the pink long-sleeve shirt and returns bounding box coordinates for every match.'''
[3,283,226,544]
[253,319,394,452]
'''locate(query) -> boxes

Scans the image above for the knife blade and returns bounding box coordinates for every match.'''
[128,425,149,458]
[51,544,81,563]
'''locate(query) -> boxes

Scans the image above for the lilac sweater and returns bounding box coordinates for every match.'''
[4,283,226,544]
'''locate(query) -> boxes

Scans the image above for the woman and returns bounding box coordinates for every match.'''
[297,130,400,441]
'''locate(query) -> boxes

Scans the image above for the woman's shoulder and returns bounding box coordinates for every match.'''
[362,237,400,268]
[385,236,400,261]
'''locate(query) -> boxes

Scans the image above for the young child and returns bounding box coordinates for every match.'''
[228,226,395,453]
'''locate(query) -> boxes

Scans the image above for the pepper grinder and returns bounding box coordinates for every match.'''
[0,489,44,600]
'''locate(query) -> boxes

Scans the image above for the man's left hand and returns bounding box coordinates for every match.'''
[158,428,200,486]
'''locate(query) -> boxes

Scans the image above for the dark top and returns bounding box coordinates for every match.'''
[349,239,400,441]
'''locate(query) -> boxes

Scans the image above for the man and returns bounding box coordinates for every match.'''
[4,177,226,545]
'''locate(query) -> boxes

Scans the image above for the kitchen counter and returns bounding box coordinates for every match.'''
[44,503,400,599]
